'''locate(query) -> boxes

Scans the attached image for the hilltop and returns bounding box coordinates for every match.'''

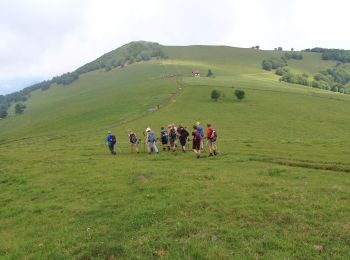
[0,42,350,259]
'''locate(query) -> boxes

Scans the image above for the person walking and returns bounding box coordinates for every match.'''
[146,127,159,154]
[192,125,202,159]
[106,130,116,155]
[128,130,139,153]
[196,122,204,149]
[206,123,218,156]
[169,124,177,152]
[160,127,169,151]
[177,124,189,152]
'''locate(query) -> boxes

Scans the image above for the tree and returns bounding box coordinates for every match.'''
[211,90,221,101]
[15,103,26,115]
[291,48,294,51]
[234,90,245,101]
[0,106,8,118]
[207,69,214,77]
[278,47,283,51]
[255,45,260,50]
[262,60,272,71]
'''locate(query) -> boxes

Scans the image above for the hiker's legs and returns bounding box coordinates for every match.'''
[171,139,176,151]
[180,138,186,152]
[212,142,217,155]
[147,143,152,154]
[153,143,159,153]
[109,144,115,154]
[206,139,213,155]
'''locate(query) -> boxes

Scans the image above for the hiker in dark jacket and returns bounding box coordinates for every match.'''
[128,130,139,153]
[106,131,116,155]
[168,124,177,152]
[192,125,202,158]
[177,124,189,152]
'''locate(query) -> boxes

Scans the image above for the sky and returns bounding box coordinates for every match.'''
[1,0,350,95]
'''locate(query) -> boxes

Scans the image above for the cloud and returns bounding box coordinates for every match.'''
[1,0,350,94]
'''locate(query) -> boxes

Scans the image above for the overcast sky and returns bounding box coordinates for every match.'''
[1,0,350,95]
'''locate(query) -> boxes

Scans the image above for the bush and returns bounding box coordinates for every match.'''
[234,90,245,101]
[211,90,221,101]
[15,103,26,115]
[0,105,8,118]
[206,69,214,77]
[262,58,287,71]
[262,60,272,71]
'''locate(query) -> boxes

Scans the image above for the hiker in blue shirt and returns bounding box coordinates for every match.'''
[196,122,204,149]
[145,127,159,154]
[106,131,116,155]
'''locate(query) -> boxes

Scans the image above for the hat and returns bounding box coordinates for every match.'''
[146,127,151,132]
[196,122,200,126]
[108,130,111,134]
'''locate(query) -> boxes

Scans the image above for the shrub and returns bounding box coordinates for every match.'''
[206,69,214,77]
[234,90,245,101]
[211,90,221,101]
[15,103,26,115]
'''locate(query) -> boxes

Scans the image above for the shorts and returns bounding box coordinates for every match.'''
[170,138,176,145]
[193,141,200,150]
[179,137,186,146]
[161,137,168,145]
[130,142,138,146]
[206,139,215,146]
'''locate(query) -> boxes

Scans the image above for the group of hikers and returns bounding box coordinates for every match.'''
[105,122,218,158]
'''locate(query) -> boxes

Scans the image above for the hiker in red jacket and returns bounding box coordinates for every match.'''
[206,123,218,156]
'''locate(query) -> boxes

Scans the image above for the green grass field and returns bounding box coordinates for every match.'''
[1,44,350,259]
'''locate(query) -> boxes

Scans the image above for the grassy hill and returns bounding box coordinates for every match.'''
[1,42,350,259]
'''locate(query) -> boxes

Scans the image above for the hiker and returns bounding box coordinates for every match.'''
[128,130,139,153]
[196,122,204,149]
[145,127,159,154]
[206,123,218,156]
[192,125,202,158]
[168,124,177,151]
[177,124,189,152]
[160,127,170,151]
[105,131,116,155]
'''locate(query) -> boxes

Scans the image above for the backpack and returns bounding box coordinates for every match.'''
[148,132,155,143]
[197,127,204,137]
[180,128,189,138]
[169,129,176,138]
[161,130,168,141]
[129,133,137,144]
[210,130,218,142]
[111,135,116,144]
[161,130,168,138]
[193,130,202,142]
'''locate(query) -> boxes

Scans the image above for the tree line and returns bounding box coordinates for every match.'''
[304,48,350,63]
[262,52,303,71]
[261,52,350,95]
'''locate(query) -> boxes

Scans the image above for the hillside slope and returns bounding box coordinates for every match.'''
[0,43,350,259]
